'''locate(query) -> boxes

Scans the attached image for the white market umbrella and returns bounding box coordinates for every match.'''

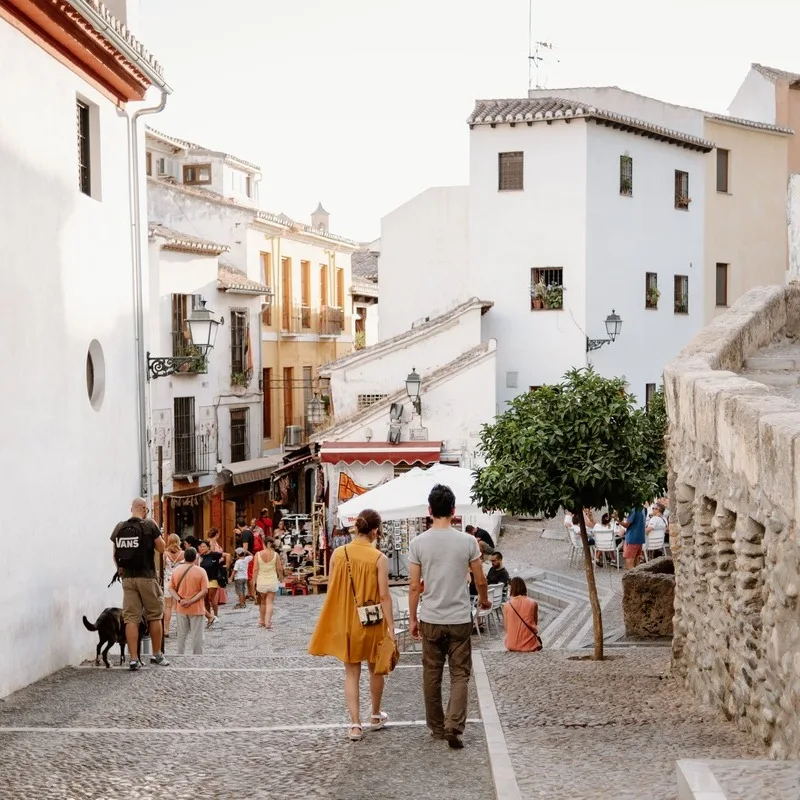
[337,463,481,524]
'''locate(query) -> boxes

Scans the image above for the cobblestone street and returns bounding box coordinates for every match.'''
[0,522,766,799]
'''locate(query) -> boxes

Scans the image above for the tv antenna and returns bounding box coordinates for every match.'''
[527,3,559,90]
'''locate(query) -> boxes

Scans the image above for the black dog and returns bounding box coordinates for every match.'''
[82,607,147,667]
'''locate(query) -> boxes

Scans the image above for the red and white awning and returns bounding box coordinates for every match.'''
[319,441,442,466]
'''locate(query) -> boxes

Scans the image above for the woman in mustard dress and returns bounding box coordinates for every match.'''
[309,509,396,741]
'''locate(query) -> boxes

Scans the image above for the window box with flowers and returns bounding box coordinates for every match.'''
[530,267,564,311]
[646,286,660,309]
[231,371,251,388]
[675,194,691,210]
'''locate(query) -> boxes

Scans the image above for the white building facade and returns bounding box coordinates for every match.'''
[380,95,714,409]
[0,0,167,696]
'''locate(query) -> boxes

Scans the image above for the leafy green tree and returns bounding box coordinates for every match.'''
[472,368,667,660]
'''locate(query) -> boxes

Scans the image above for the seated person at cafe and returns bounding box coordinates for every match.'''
[487,552,510,587]
[466,524,494,550]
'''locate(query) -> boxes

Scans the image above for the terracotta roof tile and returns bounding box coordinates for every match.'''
[217,266,269,295]
[352,248,379,279]
[752,63,800,85]
[149,224,228,255]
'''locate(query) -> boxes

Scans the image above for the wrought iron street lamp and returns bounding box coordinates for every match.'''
[147,299,224,380]
[406,367,422,415]
[586,310,623,352]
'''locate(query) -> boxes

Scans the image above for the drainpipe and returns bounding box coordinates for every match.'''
[129,92,168,497]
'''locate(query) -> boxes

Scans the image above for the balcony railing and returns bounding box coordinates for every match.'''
[173,433,213,476]
[170,333,207,374]
[319,305,344,336]
[281,303,303,334]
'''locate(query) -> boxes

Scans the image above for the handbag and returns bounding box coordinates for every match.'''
[343,546,384,627]
[374,635,400,676]
[508,598,543,649]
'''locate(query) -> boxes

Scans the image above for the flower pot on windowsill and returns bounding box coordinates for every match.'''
[532,298,544,310]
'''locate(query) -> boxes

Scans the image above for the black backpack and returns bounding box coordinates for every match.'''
[114,518,151,573]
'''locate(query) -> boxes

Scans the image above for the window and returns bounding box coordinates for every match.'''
[171,294,191,356]
[230,310,248,380]
[619,155,633,196]
[301,260,311,328]
[262,368,272,438]
[336,267,345,308]
[281,257,292,330]
[645,383,656,408]
[173,397,196,474]
[320,263,329,306]
[283,367,294,429]
[77,100,91,195]
[674,170,690,209]
[674,275,689,314]
[145,152,152,177]
[303,366,313,434]
[183,163,212,185]
[716,263,729,307]
[357,394,388,411]
[246,175,252,198]
[498,152,524,191]
[645,272,659,309]
[530,267,564,310]
[230,408,249,463]
[261,252,272,325]
[716,149,729,193]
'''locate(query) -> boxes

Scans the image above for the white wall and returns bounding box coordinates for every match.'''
[0,20,146,695]
[529,86,706,137]
[327,305,484,419]
[728,69,777,124]
[379,186,469,340]
[468,120,589,408]
[790,174,800,280]
[584,124,707,403]
[147,243,264,488]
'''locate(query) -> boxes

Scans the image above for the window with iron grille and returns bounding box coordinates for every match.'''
[171,294,191,356]
[357,394,388,412]
[263,368,272,438]
[498,152,524,191]
[230,407,249,463]
[173,397,196,474]
[645,383,656,408]
[183,163,212,185]
[716,263,729,307]
[674,170,690,209]
[716,149,729,193]
[645,272,659,309]
[230,310,248,379]
[620,155,633,196]
[530,267,564,310]
[674,275,689,314]
[77,100,91,196]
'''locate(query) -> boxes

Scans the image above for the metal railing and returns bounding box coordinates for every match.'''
[281,303,304,334]
[173,433,213,476]
[319,305,344,336]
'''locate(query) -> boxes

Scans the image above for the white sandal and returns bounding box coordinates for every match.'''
[348,725,363,741]
[370,711,388,731]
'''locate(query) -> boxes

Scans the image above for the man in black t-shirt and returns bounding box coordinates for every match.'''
[487,552,510,587]
[110,497,168,670]
[466,525,494,550]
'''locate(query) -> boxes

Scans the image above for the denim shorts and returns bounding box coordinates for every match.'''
[234,578,248,596]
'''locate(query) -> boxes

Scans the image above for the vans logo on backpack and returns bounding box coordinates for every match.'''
[115,537,140,548]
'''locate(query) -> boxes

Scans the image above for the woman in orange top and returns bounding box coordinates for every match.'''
[308,509,395,741]
[502,577,542,653]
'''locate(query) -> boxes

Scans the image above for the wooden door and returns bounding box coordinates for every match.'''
[224,501,237,553]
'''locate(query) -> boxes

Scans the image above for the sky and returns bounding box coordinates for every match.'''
[139,0,800,242]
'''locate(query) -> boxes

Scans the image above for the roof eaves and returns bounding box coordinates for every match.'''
[149,224,229,255]
[704,112,794,135]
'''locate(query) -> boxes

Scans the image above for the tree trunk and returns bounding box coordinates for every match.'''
[578,514,604,661]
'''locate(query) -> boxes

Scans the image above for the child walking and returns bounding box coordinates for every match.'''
[231,548,252,609]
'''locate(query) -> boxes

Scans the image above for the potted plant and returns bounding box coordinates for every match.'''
[620,177,632,196]
[647,286,660,308]
[531,281,547,310]
[178,344,206,373]
[231,371,250,387]
[545,285,564,310]
[354,330,366,350]
[676,194,691,209]
[321,395,331,414]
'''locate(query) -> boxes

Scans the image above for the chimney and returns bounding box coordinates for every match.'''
[311,202,329,233]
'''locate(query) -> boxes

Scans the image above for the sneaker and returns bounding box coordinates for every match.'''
[129,659,141,671]
[150,653,170,667]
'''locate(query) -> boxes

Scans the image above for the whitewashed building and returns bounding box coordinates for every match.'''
[0,0,167,696]
[147,226,269,540]
[381,89,789,410]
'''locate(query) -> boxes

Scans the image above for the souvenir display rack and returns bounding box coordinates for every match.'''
[380,518,425,579]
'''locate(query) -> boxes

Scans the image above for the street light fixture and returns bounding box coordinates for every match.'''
[406,367,422,415]
[586,309,623,352]
[147,299,224,380]
[306,394,326,426]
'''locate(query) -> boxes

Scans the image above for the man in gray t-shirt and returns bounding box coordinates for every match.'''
[409,484,490,749]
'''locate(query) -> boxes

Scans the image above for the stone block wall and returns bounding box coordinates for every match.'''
[666,283,800,759]
[622,557,675,637]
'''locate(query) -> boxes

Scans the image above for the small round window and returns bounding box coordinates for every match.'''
[86,339,106,411]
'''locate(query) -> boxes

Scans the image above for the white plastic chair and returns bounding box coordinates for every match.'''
[473,584,503,638]
[567,526,583,565]
[592,529,622,569]
[643,529,667,561]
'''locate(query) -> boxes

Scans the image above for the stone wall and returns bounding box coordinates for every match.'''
[622,557,675,637]
[666,283,800,759]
